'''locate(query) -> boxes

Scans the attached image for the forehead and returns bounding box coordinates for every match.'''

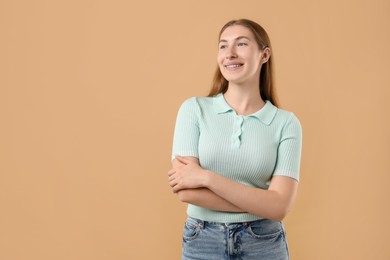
[219,25,255,41]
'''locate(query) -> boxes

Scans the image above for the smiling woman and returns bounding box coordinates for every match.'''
[168,19,302,260]
[210,19,277,107]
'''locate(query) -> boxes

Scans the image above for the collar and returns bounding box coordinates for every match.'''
[213,93,277,125]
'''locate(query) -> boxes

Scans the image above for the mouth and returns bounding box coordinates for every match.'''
[224,63,244,70]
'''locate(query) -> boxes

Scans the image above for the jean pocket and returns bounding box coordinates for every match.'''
[183,218,201,241]
[247,220,284,239]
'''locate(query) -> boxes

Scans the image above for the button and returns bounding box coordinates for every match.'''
[232,139,241,148]
[232,115,245,148]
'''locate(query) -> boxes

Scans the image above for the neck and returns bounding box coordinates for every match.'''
[224,81,265,116]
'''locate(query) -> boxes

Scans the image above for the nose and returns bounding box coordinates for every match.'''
[225,45,237,60]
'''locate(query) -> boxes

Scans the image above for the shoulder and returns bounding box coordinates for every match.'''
[276,109,302,141]
[178,96,215,112]
[180,96,214,106]
[276,108,300,123]
[273,106,302,133]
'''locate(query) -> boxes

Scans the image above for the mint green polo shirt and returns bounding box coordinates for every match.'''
[172,93,302,223]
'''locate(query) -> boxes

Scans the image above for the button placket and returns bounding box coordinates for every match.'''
[232,115,244,148]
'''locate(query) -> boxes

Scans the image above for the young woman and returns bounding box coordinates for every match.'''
[168,19,302,260]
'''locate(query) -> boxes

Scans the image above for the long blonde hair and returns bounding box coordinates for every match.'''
[208,19,279,107]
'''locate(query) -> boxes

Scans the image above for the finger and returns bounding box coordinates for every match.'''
[167,169,176,176]
[168,175,175,181]
[172,184,181,193]
[168,178,176,188]
[171,185,179,193]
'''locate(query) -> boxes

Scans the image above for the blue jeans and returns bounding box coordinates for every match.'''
[182,217,289,260]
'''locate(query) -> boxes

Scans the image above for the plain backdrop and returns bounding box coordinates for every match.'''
[1,0,389,259]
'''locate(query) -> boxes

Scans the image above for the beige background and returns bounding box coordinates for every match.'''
[1,0,389,259]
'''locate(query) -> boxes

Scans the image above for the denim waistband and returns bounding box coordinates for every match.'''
[187,216,278,229]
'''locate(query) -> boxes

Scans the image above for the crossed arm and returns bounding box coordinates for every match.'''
[168,156,298,221]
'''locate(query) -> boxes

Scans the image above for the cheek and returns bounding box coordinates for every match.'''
[249,56,262,69]
[217,53,224,64]
[217,56,225,69]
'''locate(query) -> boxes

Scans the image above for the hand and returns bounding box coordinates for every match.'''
[168,156,207,193]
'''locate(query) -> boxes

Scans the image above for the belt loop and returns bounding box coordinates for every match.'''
[199,220,205,229]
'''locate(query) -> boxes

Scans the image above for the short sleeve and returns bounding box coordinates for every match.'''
[273,113,302,181]
[171,97,200,160]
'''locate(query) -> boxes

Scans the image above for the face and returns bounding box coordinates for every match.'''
[218,25,269,85]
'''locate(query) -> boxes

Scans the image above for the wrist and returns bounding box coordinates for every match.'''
[202,170,213,188]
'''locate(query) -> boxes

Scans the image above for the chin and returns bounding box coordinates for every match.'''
[221,73,242,82]
[224,76,246,85]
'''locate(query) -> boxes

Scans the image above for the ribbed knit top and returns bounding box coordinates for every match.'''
[172,94,302,223]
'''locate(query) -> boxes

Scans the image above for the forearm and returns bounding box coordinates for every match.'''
[177,188,245,212]
[204,171,297,221]
[169,156,297,220]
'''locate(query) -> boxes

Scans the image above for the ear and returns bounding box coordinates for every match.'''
[261,47,271,64]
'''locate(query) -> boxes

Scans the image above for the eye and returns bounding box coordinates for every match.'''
[237,42,248,47]
[219,44,227,49]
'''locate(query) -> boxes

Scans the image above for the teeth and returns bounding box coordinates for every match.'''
[226,64,242,68]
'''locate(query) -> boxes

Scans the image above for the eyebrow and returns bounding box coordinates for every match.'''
[219,36,251,43]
